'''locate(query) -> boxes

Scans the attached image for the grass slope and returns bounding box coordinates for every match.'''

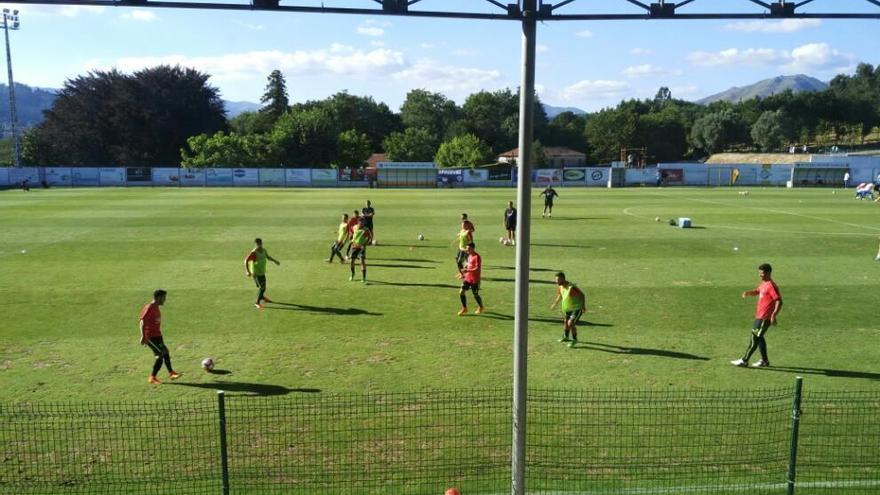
[1,187,879,403]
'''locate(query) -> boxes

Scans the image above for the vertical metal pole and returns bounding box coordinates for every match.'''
[3,14,19,167]
[217,390,230,495]
[512,1,537,494]
[786,376,803,495]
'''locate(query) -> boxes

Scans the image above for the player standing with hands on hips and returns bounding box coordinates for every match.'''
[245,238,281,309]
[731,263,782,368]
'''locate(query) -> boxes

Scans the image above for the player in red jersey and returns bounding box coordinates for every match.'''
[731,263,783,368]
[344,210,361,259]
[457,242,484,316]
[139,289,181,384]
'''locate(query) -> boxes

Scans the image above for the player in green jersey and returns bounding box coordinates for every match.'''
[549,272,586,348]
[245,238,281,309]
[349,219,372,284]
[327,213,350,263]
[455,213,475,274]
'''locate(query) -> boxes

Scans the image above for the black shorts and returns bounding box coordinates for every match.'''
[564,309,584,325]
[146,337,168,357]
[544,200,554,207]
[461,281,480,292]
[505,222,517,231]
[363,219,374,230]
[253,274,267,289]
[351,246,367,260]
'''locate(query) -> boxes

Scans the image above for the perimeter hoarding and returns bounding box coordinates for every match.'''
[286,169,311,185]
[179,168,206,186]
[44,167,72,186]
[98,167,126,186]
[153,168,180,186]
[585,167,608,186]
[232,168,259,186]
[311,169,337,186]
[72,168,100,186]
[534,169,561,184]
[462,169,488,184]
[437,169,463,187]
[259,169,285,186]
[9,167,41,185]
[562,168,586,184]
[0,167,7,186]
[206,168,233,186]
[126,167,153,186]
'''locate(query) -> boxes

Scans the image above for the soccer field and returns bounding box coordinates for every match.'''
[1,186,879,403]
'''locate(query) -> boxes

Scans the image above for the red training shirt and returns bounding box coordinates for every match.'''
[347,217,360,235]
[754,280,781,320]
[140,303,162,339]
[464,252,482,284]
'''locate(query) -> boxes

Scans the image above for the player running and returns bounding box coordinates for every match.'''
[455,213,475,272]
[549,272,586,348]
[327,213,350,263]
[540,185,559,218]
[139,289,181,384]
[245,238,281,309]
[731,263,783,368]
[458,242,484,316]
[349,218,372,284]
[503,201,517,246]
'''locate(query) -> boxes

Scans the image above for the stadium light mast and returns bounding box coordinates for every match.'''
[1,8,20,167]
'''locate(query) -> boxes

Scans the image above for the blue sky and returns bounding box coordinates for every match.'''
[2,0,879,112]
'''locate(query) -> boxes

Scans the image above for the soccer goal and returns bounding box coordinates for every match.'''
[788,163,849,187]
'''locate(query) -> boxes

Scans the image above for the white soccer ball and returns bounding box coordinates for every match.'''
[733,246,739,251]
[654,217,660,222]
[201,358,215,372]
[371,239,378,246]
[418,234,425,241]
[499,237,505,244]
[20,249,26,254]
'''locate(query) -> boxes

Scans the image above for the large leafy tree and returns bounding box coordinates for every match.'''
[270,106,338,167]
[584,106,639,163]
[400,89,459,141]
[296,91,402,151]
[260,70,289,120]
[689,109,748,154]
[334,129,372,169]
[24,66,226,166]
[181,131,274,167]
[546,111,587,152]
[459,88,548,154]
[383,127,439,162]
[434,133,492,169]
[751,110,796,152]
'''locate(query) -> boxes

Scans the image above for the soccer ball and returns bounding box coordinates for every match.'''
[654,217,660,222]
[499,237,505,244]
[418,234,425,241]
[371,239,378,246]
[201,358,215,372]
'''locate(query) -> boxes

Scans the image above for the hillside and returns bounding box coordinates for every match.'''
[697,75,827,104]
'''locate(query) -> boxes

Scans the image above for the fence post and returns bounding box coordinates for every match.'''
[786,376,804,495]
[217,390,230,495]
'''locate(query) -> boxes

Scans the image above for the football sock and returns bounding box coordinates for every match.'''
[473,293,483,307]
[350,265,355,278]
[361,268,367,280]
[152,358,163,376]
[164,355,173,372]
[460,294,467,307]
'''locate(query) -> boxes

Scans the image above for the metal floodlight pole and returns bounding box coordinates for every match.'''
[2,8,20,167]
[512,1,537,494]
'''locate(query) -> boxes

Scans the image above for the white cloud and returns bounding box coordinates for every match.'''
[370,40,385,47]
[723,19,821,33]
[120,10,158,22]
[453,48,477,57]
[782,42,855,73]
[357,19,390,37]
[630,48,654,56]
[622,64,681,78]
[575,29,593,38]
[536,44,549,53]
[91,45,407,81]
[688,43,855,73]
[688,48,787,67]
[391,59,501,93]
[559,79,630,102]
[669,85,699,98]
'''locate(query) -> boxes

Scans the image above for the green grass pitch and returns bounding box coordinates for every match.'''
[1,186,878,403]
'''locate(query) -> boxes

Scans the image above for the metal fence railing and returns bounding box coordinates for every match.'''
[2,380,878,495]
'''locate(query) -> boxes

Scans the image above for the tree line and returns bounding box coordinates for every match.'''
[18,63,880,168]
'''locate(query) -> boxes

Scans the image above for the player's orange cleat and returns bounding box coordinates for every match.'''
[147,375,161,385]
[457,307,468,316]
[475,306,484,315]
[254,303,263,309]
[168,371,182,380]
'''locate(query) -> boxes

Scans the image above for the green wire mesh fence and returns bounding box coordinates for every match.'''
[1,384,878,495]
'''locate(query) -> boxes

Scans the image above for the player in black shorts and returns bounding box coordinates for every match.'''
[362,200,375,234]
[503,201,517,246]
[540,186,559,218]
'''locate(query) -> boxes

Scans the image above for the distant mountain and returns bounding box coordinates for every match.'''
[543,104,586,119]
[697,75,828,104]
[0,83,56,129]
[224,100,261,117]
